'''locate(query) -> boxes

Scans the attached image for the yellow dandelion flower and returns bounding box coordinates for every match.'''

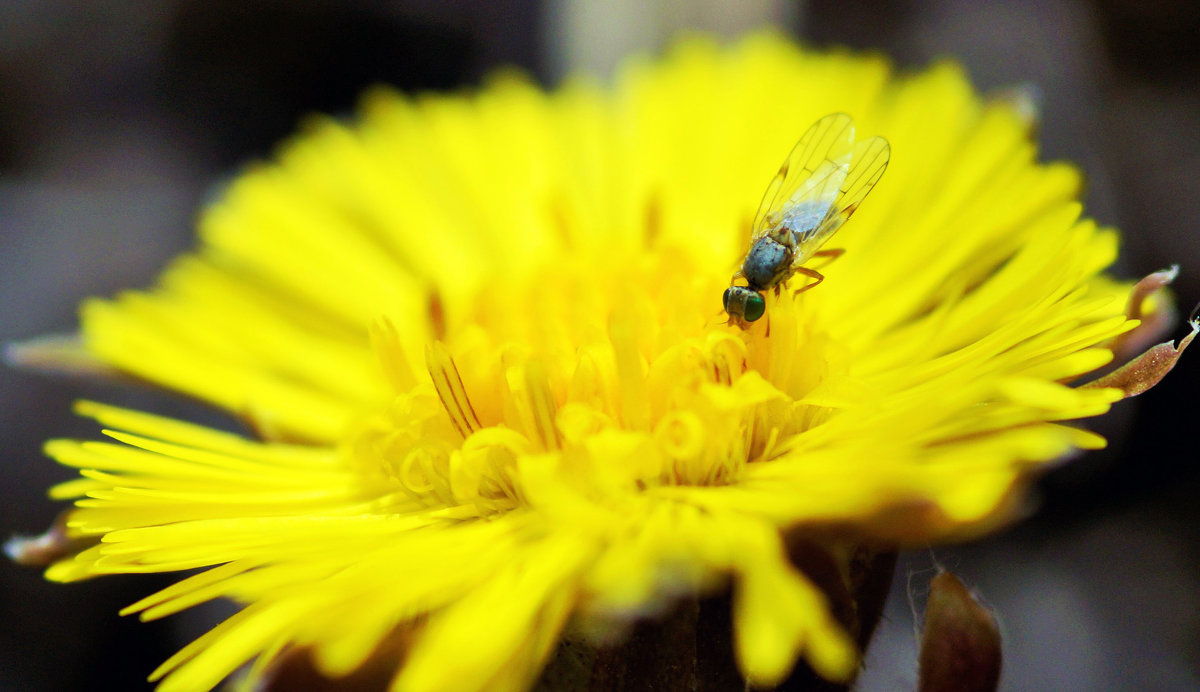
[16,32,1190,690]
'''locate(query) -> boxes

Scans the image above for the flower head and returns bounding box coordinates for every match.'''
[27,33,1165,690]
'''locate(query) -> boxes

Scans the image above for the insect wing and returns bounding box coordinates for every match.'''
[749,113,856,245]
[779,159,848,241]
[792,134,890,261]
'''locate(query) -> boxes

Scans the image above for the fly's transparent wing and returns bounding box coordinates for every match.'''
[792,134,890,262]
[777,160,849,241]
[749,113,856,246]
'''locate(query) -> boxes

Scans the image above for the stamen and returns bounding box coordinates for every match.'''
[764,291,799,388]
[428,289,447,342]
[523,360,562,451]
[506,359,563,452]
[425,342,482,438]
[399,446,440,494]
[706,333,748,387]
[370,317,417,392]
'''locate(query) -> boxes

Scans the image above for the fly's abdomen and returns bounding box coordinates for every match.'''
[783,202,830,257]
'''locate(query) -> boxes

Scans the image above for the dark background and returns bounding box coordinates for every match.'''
[1,1,1197,689]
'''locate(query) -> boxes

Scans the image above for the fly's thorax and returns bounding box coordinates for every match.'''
[743,235,793,290]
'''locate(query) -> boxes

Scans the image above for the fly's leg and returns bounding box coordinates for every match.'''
[793,266,826,293]
[788,248,842,294]
[808,248,845,269]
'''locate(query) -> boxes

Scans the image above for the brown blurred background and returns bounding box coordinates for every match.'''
[1,1,1197,689]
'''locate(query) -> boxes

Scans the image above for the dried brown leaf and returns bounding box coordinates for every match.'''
[1082,313,1198,398]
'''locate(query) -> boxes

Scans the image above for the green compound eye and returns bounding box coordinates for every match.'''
[743,293,766,321]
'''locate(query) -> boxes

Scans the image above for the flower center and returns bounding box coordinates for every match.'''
[346,245,844,515]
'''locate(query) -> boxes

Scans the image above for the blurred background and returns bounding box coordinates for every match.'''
[1,1,1197,689]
